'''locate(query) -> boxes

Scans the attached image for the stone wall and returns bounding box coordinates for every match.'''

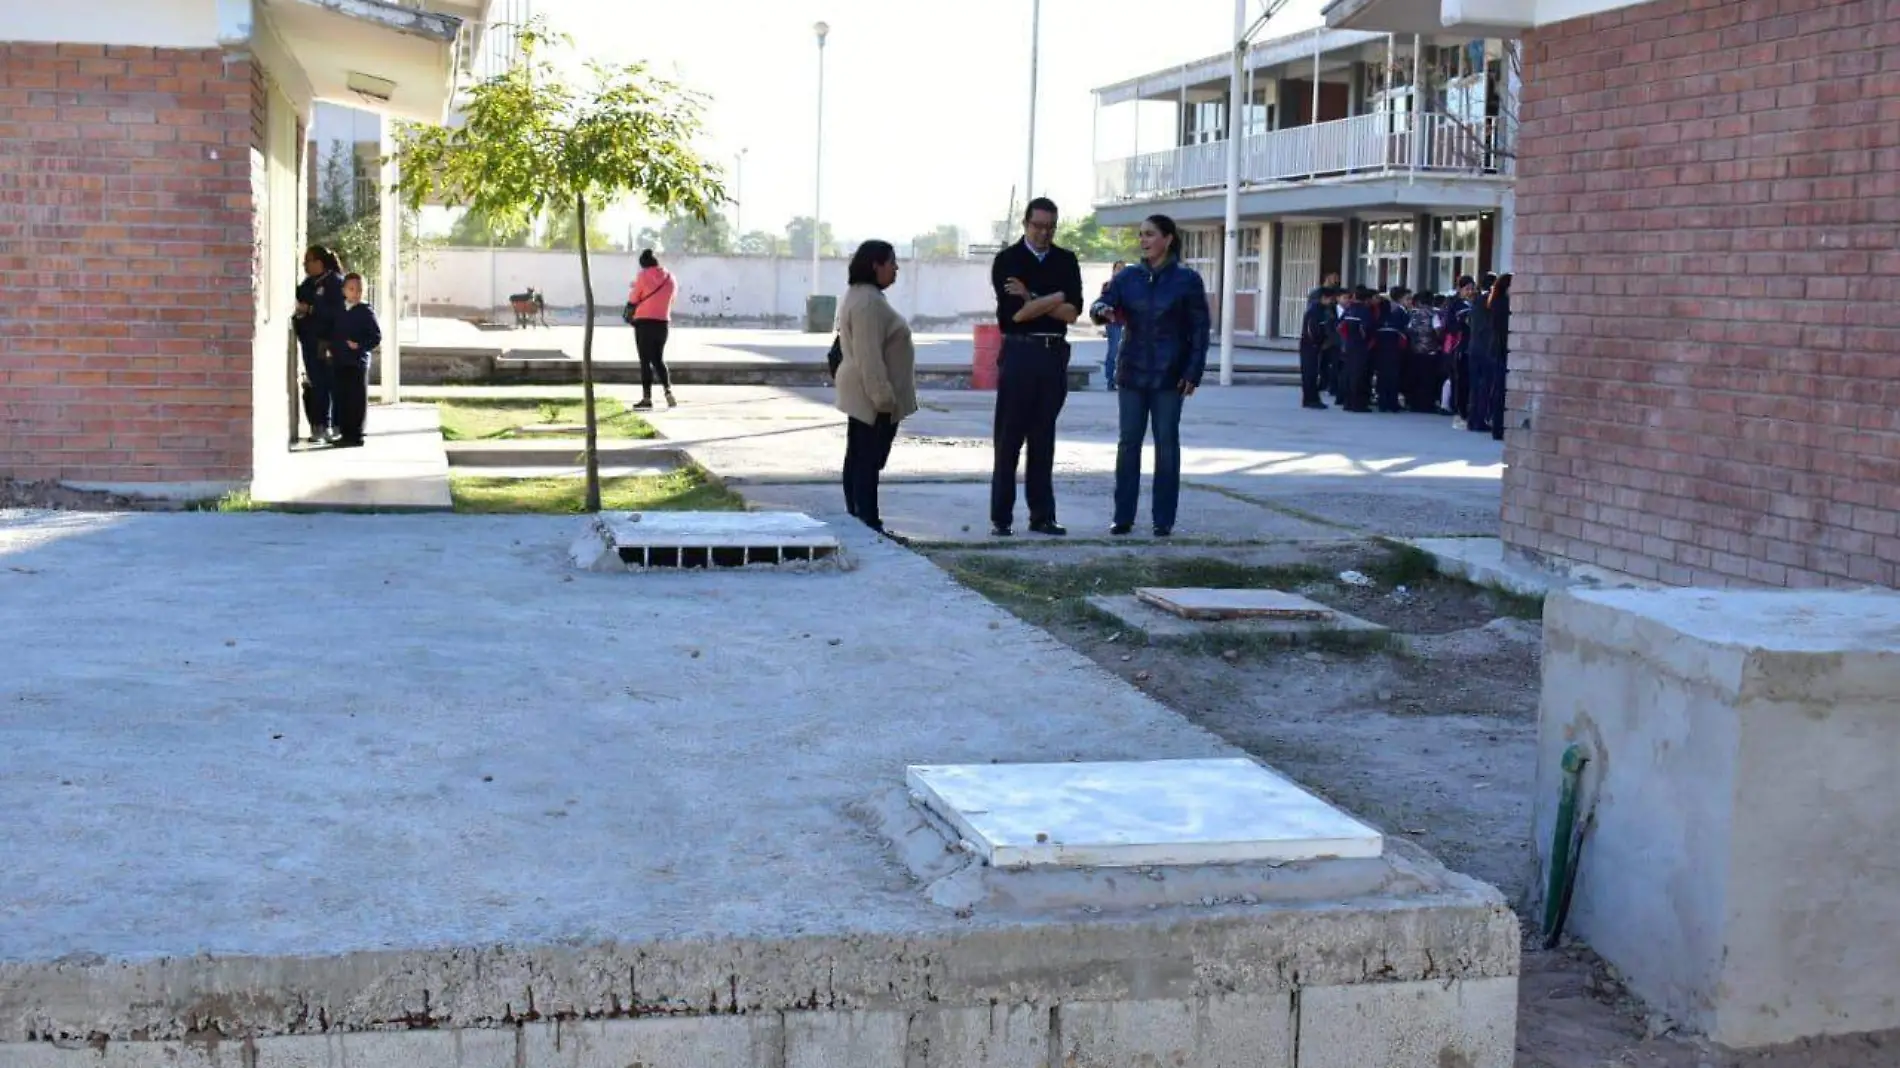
[1501,0,1900,587]
[0,43,256,485]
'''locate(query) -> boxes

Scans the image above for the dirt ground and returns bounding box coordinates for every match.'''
[0,478,194,512]
[932,539,1900,1068]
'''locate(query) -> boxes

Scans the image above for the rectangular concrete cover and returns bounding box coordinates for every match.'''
[908,758,1384,869]
[1135,587,1337,621]
[606,511,838,549]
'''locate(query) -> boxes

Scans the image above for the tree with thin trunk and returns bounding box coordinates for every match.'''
[393,19,724,511]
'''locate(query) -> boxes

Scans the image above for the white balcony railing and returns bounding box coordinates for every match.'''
[1095,113,1509,205]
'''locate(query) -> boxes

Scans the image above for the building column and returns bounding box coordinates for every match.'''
[1412,212,1430,292]
[378,114,402,403]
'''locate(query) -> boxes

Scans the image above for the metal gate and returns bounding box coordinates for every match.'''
[1278,223,1320,339]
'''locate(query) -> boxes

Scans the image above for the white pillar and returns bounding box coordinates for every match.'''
[1411,32,1423,178]
[378,114,401,404]
[1308,31,1321,180]
[1217,0,1246,387]
[811,22,829,300]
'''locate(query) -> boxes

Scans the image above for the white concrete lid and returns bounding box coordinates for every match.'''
[907,758,1384,870]
[1135,587,1337,620]
[1572,587,1900,653]
[605,511,839,549]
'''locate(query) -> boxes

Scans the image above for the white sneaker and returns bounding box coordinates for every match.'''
[1451,417,1467,431]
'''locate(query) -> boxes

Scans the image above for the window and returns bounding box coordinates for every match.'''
[1180,228,1220,278]
[1429,215,1481,292]
[1359,220,1413,292]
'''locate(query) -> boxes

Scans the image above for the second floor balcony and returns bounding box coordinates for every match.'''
[1095,110,1509,205]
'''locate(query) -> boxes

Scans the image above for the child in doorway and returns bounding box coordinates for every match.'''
[329,273,382,448]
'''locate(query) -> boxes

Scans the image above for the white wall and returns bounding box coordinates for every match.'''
[10,0,219,47]
[410,248,1118,329]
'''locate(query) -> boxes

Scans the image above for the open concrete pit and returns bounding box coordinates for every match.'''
[0,511,1516,1067]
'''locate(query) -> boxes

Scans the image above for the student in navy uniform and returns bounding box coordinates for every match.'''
[1464,273,1500,434]
[1335,287,1375,413]
[1480,273,1511,440]
[1373,287,1410,413]
[1403,289,1443,413]
[989,197,1084,538]
[1444,276,1476,426]
[293,246,345,443]
[328,272,381,448]
[1298,286,1340,410]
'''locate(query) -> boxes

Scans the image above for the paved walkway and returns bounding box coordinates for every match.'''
[250,403,453,511]
[623,385,1505,543]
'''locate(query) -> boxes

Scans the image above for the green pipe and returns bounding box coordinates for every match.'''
[1542,744,1589,946]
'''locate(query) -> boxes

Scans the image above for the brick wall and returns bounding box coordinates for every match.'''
[1502,0,1900,588]
[0,43,256,486]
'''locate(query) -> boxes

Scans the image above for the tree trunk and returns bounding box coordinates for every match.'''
[576,193,602,512]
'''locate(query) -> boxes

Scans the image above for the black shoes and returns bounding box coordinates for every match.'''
[1302,400,1329,410]
[1154,526,1173,538]
[1110,523,1133,536]
[632,398,654,411]
[1028,520,1068,537]
[991,525,1013,538]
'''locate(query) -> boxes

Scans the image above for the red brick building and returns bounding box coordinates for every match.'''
[0,0,486,493]
[1331,0,1900,588]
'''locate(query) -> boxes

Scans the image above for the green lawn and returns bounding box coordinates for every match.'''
[437,397,658,442]
[449,466,745,514]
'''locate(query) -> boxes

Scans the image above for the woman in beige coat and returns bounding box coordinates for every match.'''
[835,239,918,539]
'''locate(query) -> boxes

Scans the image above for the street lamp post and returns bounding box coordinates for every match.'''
[812,21,829,299]
[1026,0,1040,198]
[733,147,748,237]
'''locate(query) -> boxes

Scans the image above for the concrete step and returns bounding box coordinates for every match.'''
[443,439,686,468]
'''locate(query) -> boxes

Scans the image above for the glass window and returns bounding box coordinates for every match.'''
[1428,215,1481,292]
[1358,219,1414,292]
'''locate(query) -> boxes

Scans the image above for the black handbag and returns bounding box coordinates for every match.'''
[826,335,843,379]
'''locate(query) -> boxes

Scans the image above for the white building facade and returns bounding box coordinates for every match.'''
[1091,22,1520,346]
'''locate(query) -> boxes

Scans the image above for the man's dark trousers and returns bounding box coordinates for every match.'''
[991,335,1070,528]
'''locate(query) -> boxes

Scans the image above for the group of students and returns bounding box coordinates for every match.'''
[293,245,383,447]
[1299,271,1513,439]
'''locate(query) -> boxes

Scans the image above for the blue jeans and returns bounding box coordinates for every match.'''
[1114,385,1184,530]
[1103,323,1123,387]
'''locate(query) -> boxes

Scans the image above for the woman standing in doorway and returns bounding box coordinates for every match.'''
[627,249,677,410]
[293,246,344,443]
[1090,214,1210,538]
[834,240,918,541]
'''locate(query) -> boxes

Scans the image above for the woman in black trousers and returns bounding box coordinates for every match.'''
[626,249,677,409]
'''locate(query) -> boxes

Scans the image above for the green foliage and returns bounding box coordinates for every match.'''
[445,206,531,248]
[393,18,724,512]
[736,229,785,257]
[784,216,838,259]
[540,204,614,250]
[309,141,380,278]
[910,224,963,261]
[1057,214,1135,262]
[661,212,733,255]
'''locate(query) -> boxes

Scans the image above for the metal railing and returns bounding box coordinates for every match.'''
[1094,113,1508,204]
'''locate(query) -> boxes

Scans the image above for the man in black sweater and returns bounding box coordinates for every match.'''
[989,197,1083,537]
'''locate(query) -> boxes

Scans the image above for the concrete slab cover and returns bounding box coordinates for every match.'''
[605,510,837,549]
[907,759,1383,868]
[1135,587,1337,621]
[1085,595,1389,647]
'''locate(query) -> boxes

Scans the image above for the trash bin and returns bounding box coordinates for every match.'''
[971,323,1002,390]
[805,294,837,334]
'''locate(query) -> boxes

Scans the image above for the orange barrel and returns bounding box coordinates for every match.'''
[971,323,1002,390]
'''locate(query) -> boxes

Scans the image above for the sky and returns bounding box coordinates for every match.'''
[504,0,1330,249]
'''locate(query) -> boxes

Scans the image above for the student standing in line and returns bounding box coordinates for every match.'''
[328,272,381,449]
[989,197,1083,538]
[1335,287,1375,413]
[1465,273,1500,435]
[1482,273,1512,441]
[627,249,678,410]
[1445,276,1476,427]
[1090,214,1210,538]
[1374,287,1411,413]
[1298,286,1340,410]
[1097,260,1126,392]
[1404,289,1444,414]
[293,246,345,444]
[835,240,918,541]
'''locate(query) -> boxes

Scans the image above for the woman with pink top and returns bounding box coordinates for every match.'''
[626,248,677,409]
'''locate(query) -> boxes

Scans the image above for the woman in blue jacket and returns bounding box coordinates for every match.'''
[1089,214,1210,538]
